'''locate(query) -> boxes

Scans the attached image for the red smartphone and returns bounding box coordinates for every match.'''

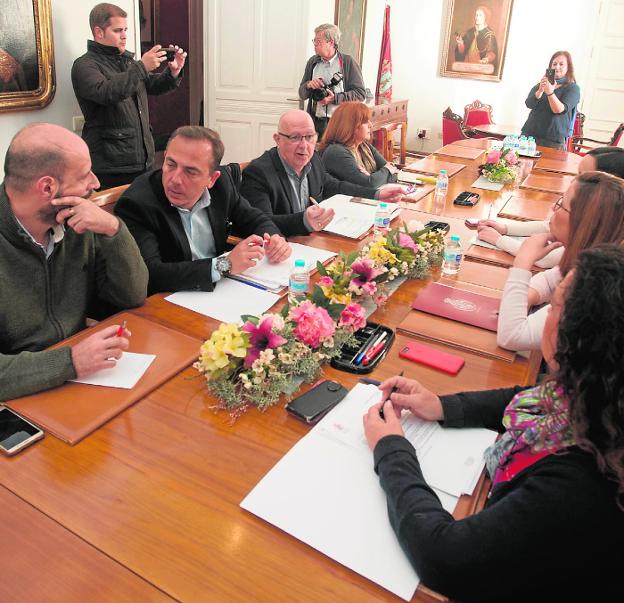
[399,341,465,375]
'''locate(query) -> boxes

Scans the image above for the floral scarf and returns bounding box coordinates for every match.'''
[484,381,575,482]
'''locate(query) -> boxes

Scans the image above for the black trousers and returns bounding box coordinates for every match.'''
[313,116,329,139]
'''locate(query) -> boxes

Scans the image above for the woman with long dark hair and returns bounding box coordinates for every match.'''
[521,50,580,149]
[363,244,624,602]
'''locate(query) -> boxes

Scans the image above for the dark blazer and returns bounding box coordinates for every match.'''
[115,168,281,294]
[240,147,377,236]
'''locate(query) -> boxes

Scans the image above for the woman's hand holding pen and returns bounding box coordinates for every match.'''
[378,376,444,422]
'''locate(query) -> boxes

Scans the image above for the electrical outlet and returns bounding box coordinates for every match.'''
[417,128,431,140]
[72,115,85,132]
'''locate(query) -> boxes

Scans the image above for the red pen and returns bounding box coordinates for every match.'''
[362,333,388,365]
[116,320,127,337]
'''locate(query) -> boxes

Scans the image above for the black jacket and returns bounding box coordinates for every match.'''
[240,147,377,236]
[71,41,181,174]
[374,386,624,602]
[114,168,281,294]
[298,51,366,118]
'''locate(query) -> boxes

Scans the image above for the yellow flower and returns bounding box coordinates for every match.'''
[321,285,352,305]
[366,239,398,265]
[198,323,248,374]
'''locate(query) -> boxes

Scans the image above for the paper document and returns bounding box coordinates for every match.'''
[238,242,336,288]
[242,383,496,600]
[470,235,524,251]
[320,194,401,239]
[165,278,280,323]
[471,176,505,191]
[71,351,155,389]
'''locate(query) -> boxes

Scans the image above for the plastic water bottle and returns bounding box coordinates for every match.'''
[519,136,528,155]
[528,136,537,156]
[433,169,448,215]
[373,201,391,235]
[442,235,463,276]
[288,259,309,304]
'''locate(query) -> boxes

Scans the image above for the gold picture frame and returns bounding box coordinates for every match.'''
[0,0,55,112]
[440,0,514,82]
[334,0,367,66]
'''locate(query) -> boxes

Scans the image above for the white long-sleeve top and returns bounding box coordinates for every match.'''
[497,266,562,350]
[492,220,564,269]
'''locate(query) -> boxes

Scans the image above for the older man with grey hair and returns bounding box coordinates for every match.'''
[298,23,366,137]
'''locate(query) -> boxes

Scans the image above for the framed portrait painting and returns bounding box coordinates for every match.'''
[440,0,514,82]
[0,0,55,112]
[334,0,367,66]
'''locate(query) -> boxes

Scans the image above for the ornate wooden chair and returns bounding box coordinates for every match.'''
[442,107,471,145]
[570,122,624,156]
[463,99,494,127]
[566,111,585,152]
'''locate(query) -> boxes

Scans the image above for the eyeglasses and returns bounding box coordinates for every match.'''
[312,38,326,45]
[278,132,318,143]
[553,197,570,213]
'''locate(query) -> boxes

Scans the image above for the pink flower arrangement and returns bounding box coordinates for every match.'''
[398,232,419,252]
[486,149,501,164]
[350,258,382,286]
[241,315,287,367]
[289,301,336,348]
[338,302,367,331]
[504,150,518,165]
[318,275,334,288]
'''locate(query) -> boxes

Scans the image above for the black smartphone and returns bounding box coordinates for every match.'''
[286,380,348,424]
[545,68,556,85]
[424,220,450,234]
[453,191,480,206]
[0,407,44,456]
[164,46,177,61]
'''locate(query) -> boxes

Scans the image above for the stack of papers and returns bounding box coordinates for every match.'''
[165,279,280,323]
[234,242,336,291]
[319,194,402,239]
[241,383,497,600]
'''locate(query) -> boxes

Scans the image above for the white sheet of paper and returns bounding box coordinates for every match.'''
[320,194,401,239]
[70,351,156,389]
[165,278,280,323]
[471,176,505,191]
[241,383,496,600]
[239,242,336,288]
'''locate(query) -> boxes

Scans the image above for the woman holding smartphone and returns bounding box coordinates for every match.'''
[520,50,580,149]
[363,245,624,602]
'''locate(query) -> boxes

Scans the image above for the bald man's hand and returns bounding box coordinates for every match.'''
[52,196,120,237]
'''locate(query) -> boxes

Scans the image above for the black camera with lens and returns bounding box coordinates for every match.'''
[164,46,177,61]
[311,72,344,101]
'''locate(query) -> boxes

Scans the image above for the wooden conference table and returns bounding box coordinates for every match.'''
[0,141,577,602]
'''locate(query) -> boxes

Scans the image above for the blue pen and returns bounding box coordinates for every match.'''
[354,333,384,365]
[226,275,268,291]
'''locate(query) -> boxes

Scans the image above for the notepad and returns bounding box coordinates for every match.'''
[320,194,402,239]
[165,279,280,323]
[70,352,156,389]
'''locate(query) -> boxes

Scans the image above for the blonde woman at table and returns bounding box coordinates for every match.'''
[520,50,580,150]
[363,244,624,602]
[497,171,624,351]
[319,101,399,187]
[476,146,624,268]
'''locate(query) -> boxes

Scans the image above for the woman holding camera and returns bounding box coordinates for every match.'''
[520,50,580,150]
[364,244,624,602]
[319,101,398,187]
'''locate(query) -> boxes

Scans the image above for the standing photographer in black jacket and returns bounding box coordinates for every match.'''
[298,23,365,138]
[72,3,187,189]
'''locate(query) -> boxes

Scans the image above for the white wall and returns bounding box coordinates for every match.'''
[0,0,138,180]
[386,0,598,153]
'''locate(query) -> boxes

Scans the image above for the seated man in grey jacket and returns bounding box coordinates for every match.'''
[0,123,148,401]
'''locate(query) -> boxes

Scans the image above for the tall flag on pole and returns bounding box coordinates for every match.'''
[376,4,392,101]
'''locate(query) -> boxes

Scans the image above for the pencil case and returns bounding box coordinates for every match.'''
[331,321,395,374]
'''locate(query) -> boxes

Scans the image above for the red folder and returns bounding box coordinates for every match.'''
[412,282,500,332]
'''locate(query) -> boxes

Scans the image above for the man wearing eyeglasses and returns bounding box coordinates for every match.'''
[299,23,366,137]
[240,110,406,236]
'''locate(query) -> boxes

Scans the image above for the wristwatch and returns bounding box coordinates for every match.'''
[214,256,232,277]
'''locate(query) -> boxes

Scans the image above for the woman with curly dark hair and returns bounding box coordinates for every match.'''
[362,244,624,602]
